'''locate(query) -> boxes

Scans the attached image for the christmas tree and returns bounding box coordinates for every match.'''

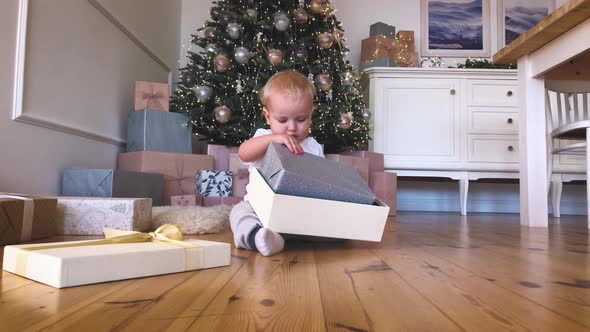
[171,0,371,153]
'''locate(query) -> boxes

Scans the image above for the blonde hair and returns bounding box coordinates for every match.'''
[259,70,316,107]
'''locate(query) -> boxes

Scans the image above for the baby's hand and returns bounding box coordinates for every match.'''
[272,134,303,154]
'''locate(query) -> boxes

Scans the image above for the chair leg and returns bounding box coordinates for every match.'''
[551,176,563,218]
[459,174,469,216]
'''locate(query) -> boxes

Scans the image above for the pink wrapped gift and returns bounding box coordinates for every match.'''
[370,171,397,216]
[118,151,214,205]
[207,144,239,171]
[203,196,243,207]
[325,154,370,184]
[341,151,384,176]
[170,195,203,206]
[134,81,169,111]
[232,169,250,197]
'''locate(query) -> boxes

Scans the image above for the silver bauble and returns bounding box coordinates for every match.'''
[342,71,354,85]
[361,109,372,120]
[337,113,353,129]
[294,47,308,61]
[227,23,242,40]
[274,13,290,31]
[193,85,213,103]
[234,46,251,64]
[214,106,231,124]
[205,43,219,53]
[246,8,258,21]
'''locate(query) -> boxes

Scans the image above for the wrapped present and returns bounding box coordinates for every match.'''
[258,143,375,205]
[370,22,396,39]
[203,196,243,207]
[2,224,231,288]
[370,172,397,216]
[118,151,214,205]
[0,194,56,245]
[325,154,370,184]
[207,144,239,171]
[229,153,249,197]
[248,167,389,241]
[196,170,233,197]
[341,151,385,178]
[134,81,169,111]
[171,195,203,206]
[359,57,401,72]
[61,169,164,206]
[55,197,152,235]
[360,35,397,62]
[127,109,192,153]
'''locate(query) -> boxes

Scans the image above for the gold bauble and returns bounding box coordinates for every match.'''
[315,73,332,91]
[309,0,326,14]
[214,106,231,123]
[337,113,353,129]
[318,32,334,49]
[213,54,230,73]
[266,49,283,66]
[293,8,309,24]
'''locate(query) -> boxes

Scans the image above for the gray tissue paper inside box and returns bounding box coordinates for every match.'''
[257,143,376,205]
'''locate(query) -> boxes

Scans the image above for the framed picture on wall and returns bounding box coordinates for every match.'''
[421,0,490,57]
[498,0,554,48]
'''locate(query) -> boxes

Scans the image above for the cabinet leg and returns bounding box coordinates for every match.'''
[551,177,563,218]
[459,176,469,216]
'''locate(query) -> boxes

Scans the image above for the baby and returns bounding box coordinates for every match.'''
[229,70,324,256]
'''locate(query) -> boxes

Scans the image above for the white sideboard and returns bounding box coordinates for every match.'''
[363,68,522,215]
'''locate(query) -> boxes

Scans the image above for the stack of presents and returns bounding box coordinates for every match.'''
[360,22,419,72]
[1,81,397,289]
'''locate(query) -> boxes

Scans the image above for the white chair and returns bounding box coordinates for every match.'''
[545,84,590,227]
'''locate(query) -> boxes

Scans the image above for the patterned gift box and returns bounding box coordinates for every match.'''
[0,194,56,245]
[207,144,239,171]
[61,169,164,206]
[369,22,396,39]
[258,143,376,205]
[203,196,243,207]
[341,150,385,184]
[196,170,233,197]
[134,81,169,111]
[55,197,152,235]
[118,151,214,205]
[170,195,204,207]
[127,109,192,153]
[325,154,370,184]
[370,171,397,216]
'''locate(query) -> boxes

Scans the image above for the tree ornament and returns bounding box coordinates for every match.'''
[218,11,234,27]
[333,29,344,43]
[236,80,243,93]
[321,2,333,17]
[210,7,220,20]
[181,72,196,87]
[234,46,251,64]
[299,0,305,8]
[361,108,372,120]
[205,43,219,53]
[193,85,213,103]
[342,71,354,85]
[310,0,327,14]
[245,8,258,21]
[318,32,334,49]
[213,54,230,73]
[293,8,309,24]
[226,23,242,40]
[337,113,353,129]
[203,26,216,39]
[294,46,308,61]
[315,73,332,91]
[214,106,231,124]
[266,49,283,66]
[274,12,290,31]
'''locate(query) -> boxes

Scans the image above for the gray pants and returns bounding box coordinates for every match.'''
[229,201,344,250]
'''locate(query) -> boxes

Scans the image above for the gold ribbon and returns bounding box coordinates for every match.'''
[142,87,166,110]
[14,224,199,276]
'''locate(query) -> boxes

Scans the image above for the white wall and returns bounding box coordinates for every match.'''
[0,0,181,195]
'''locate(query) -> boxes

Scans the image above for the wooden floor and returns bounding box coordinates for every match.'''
[1,212,590,331]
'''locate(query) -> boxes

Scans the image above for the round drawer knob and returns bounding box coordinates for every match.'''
[507,90,513,96]
[508,145,514,151]
[450,89,456,95]
[507,118,513,124]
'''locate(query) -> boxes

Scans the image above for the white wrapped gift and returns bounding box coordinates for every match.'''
[2,225,230,288]
[55,197,152,235]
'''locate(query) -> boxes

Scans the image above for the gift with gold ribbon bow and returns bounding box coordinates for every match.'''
[134,81,169,111]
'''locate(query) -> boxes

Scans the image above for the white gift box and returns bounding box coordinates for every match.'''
[3,239,230,288]
[55,197,152,235]
[248,168,389,241]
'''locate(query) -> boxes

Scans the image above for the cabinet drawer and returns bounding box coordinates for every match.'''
[468,108,518,134]
[469,135,519,163]
[468,80,518,107]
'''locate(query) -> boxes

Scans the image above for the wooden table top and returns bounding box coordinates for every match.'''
[493,0,590,64]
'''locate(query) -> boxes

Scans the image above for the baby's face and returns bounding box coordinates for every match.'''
[263,91,313,143]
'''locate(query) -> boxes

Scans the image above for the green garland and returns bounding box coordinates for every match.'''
[457,58,516,69]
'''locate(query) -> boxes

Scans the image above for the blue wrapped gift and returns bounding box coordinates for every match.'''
[127,109,192,153]
[257,143,376,205]
[369,22,396,39]
[196,170,233,197]
[62,169,164,206]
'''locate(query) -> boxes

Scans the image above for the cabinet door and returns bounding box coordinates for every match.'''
[373,79,461,165]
